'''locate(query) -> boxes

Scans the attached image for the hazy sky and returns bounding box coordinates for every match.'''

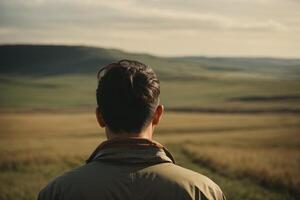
[1,0,300,57]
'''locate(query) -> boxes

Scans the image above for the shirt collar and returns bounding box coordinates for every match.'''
[86,137,175,164]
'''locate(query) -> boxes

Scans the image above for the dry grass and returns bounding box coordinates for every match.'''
[0,112,299,200]
[0,112,105,200]
[182,128,300,195]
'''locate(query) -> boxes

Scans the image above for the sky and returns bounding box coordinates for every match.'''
[0,0,300,58]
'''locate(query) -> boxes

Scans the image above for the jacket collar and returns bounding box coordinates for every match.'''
[86,138,175,164]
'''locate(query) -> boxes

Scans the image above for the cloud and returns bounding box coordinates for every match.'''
[230,20,288,31]
[0,0,299,57]
[0,0,292,32]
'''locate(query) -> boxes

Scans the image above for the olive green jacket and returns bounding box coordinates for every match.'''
[38,138,225,200]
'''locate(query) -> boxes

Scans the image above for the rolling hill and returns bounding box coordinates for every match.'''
[0,44,300,111]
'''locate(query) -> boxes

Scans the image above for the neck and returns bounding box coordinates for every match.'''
[105,124,154,140]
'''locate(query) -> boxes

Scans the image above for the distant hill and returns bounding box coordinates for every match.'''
[1,45,300,80]
[0,44,300,110]
[0,45,208,80]
[175,56,300,79]
[0,45,134,75]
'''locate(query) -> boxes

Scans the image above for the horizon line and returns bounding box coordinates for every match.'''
[1,42,300,60]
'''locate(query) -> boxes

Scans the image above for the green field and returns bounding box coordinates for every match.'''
[1,45,300,110]
[0,45,300,200]
[1,74,300,110]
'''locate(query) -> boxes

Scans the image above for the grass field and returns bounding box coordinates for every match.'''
[1,74,300,110]
[1,46,300,109]
[0,111,299,200]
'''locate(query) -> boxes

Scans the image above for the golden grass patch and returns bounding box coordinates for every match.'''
[0,112,299,199]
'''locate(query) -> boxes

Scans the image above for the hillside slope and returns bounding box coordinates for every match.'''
[0,45,299,110]
[1,45,300,79]
[0,45,208,80]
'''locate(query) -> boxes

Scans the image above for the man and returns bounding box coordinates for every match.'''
[38,59,225,200]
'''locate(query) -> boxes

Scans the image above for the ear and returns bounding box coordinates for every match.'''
[95,107,106,128]
[152,105,164,125]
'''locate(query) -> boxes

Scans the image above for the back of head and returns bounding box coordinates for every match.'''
[96,59,160,134]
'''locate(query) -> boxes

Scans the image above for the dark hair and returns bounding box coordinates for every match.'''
[96,59,160,134]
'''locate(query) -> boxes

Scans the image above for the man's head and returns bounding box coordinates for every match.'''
[96,59,163,136]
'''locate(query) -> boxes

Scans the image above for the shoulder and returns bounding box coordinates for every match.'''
[175,164,225,200]
[38,161,123,200]
[142,163,225,200]
[38,164,92,200]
